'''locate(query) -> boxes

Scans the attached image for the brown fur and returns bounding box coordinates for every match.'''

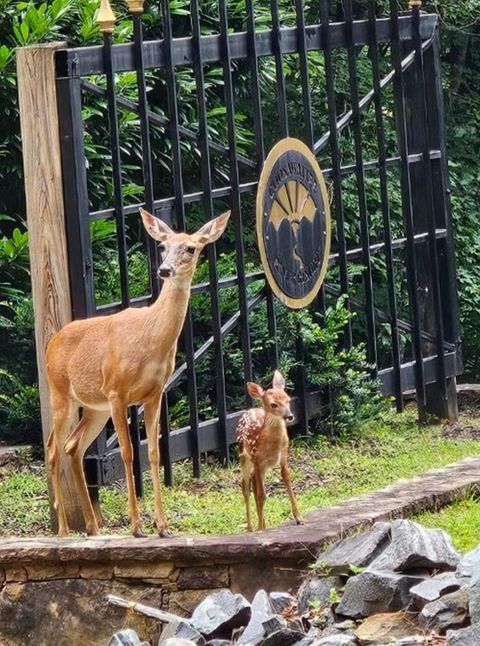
[236,371,303,531]
[46,209,230,537]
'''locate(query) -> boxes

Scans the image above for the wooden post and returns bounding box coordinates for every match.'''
[17,43,86,531]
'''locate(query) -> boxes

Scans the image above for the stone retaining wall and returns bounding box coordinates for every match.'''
[1,457,479,646]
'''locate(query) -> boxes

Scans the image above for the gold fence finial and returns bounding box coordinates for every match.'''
[98,0,116,33]
[408,0,422,8]
[127,0,145,13]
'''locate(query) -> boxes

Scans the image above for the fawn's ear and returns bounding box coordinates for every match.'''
[272,370,286,390]
[140,208,174,242]
[195,211,231,245]
[247,382,264,399]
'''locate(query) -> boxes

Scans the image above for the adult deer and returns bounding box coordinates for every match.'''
[46,209,230,537]
[236,370,303,532]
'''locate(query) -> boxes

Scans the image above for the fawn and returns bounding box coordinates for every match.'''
[236,370,303,532]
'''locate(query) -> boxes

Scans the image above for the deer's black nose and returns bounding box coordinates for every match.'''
[158,265,174,278]
[285,414,294,422]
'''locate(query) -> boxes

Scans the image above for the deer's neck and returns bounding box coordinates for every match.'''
[144,277,192,353]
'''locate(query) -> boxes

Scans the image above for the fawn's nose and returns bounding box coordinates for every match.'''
[158,264,175,278]
[284,412,294,422]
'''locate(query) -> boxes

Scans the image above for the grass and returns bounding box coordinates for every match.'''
[1,406,480,540]
[414,494,480,553]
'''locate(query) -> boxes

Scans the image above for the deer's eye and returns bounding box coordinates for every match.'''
[271,402,278,409]
[158,243,166,253]
[186,245,196,254]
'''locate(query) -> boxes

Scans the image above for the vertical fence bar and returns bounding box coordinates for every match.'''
[290,0,312,434]
[295,0,313,148]
[102,32,130,308]
[57,62,103,520]
[389,0,426,409]
[320,0,352,347]
[160,0,200,483]
[270,0,288,138]
[190,0,229,465]
[344,0,377,373]
[102,23,147,495]
[218,0,253,403]
[411,4,447,406]
[130,8,160,299]
[245,0,279,371]
[367,0,403,410]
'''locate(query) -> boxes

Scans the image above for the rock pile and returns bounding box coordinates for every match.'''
[106,520,480,646]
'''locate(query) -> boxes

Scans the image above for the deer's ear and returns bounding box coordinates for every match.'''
[140,208,173,242]
[272,370,285,390]
[247,382,264,399]
[195,211,231,245]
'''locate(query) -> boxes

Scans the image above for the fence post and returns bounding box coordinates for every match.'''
[17,43,86,531]
[402,29,458,421]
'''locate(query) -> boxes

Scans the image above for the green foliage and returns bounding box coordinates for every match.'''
[0,369,41,444]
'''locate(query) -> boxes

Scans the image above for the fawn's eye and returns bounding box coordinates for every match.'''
[158,243,166,253]
[271,402,278,409]
[186,245,196,254]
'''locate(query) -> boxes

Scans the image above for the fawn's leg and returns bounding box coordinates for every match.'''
[253,465,267,530]
[280,451,302,524]
[109,396,144,537]
[240,453,253,532]
[64,408,109,536]
[46,395,76,537]
[144,396,171,537]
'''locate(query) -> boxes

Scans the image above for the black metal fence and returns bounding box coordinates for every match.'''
[53,0,461,492]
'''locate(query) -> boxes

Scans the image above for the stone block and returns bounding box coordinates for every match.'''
[177,566,229,591]
[114,561,174,580]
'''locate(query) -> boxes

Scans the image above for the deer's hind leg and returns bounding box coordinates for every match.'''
[46,394,76,537]
[64,408,109,536]
[240,453,253,532]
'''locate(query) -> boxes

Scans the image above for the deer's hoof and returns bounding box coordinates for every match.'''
[159,528,173,538]
[86,526,100,537]
[296,518,305,526]
[133,528,147,538]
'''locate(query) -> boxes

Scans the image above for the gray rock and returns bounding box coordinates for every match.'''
[163,640,197,646]
[410,572,461,605]
[205,641,234,646]
[297,577,343,614]
[369,520,460,572]
[447,623,480,645]
[108,630,147,646]
[336,570,423,619]
[317,523,391,574]
[315,637,357,646]
[159,620,205,646]
[261,628,306,646]
[263,615,288,635]
[456,545,480,580]
[238,590,274,644]
[191,590,251,638]
[469,568,480,623]
[270,591,297,614]
[418,587,469,633]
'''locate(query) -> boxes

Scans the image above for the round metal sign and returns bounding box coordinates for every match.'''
[256,138,331,309]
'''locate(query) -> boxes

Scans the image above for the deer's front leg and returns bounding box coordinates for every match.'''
[144,395,171,538]
[280,451,303,525]
[109,396,144,537]
[240,453,253,532]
